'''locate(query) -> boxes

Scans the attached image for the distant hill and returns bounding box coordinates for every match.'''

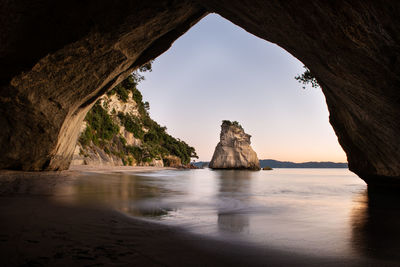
[192,161,209,168]
[192,160,347,169]
[259,159,348,168]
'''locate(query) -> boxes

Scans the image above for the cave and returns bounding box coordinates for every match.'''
[1,0,399,188]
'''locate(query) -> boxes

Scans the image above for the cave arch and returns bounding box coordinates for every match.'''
[1,1,399,187]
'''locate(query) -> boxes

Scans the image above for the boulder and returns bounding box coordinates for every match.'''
[209,121,260,170]
[163,155,182,168]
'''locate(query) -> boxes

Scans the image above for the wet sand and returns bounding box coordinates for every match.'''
[0,167,388,266]
[69,164,176,173]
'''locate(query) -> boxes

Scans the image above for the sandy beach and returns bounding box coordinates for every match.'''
[69,165,176,173]
[0,167,382,266]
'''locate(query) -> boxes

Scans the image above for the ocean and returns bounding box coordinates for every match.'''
[54,168,400,263]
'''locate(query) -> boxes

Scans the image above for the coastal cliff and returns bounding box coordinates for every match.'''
[72,73,197,167]
[209,121,260,170]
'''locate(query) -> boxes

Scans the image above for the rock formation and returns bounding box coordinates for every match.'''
[209,121,260,170]
[0,0,206,171]
[71,90,152,167]
[70,74,196,168]
[1,1,400,188]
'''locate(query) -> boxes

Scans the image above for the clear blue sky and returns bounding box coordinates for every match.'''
[139,14,347,163]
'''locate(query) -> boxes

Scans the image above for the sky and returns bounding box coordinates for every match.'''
[139,14,347,163]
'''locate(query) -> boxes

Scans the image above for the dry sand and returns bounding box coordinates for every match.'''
[0,167,376,266]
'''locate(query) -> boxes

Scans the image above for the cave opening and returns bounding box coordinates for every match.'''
[132,14,347,164]
[1,1,399,187]
[2,2,400,265]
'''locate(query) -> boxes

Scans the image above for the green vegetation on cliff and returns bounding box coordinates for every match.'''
[222,120,243,130]
[78,65,198,166]
[79,103,120,147]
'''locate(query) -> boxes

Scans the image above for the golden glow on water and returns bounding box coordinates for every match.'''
[52,169,400,261]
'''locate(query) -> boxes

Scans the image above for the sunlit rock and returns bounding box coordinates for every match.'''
[209,121,260,170]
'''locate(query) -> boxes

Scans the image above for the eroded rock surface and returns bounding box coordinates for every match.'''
[197,1,400,187]
[0,0,206,171]
[1,1,400,188]
[209,121,260,170]
[72,89,165,168]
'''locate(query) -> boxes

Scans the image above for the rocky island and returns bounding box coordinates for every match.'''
[209,120,260,170]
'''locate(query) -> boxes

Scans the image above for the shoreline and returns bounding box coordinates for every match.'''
[0,165,175,195]
[0,166,393,266]
[0,195,361,266]
[69,164,176,174]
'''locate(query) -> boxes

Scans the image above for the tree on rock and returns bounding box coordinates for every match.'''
[295,66,320,89]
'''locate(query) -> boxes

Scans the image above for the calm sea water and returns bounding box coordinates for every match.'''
[54,168,400,262]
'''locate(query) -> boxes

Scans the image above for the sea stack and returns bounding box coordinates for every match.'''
[209,120,260,170]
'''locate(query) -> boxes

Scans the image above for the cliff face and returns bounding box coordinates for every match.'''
[71,74,196,167]
[209,121,260,170]
[0,0,206,171]
[71,92,160,167]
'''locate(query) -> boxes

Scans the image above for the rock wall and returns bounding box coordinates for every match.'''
[71,144,124,167]
[1,1,400,188]
[209,121,260,170]
[196,0,400,187]
[71,91,135,167]
[71,89,165,168]
[0,0,206,171]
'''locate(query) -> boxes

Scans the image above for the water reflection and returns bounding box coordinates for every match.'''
[216,170,252,234]
[53,168,400,261]
[351,189,400,261]
[55,173,179,217]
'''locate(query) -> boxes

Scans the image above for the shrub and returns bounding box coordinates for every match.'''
[126,145,143,163]
[107,84,130,102]
[119,136,127,146]
[79,62,198,165]
[222,120,243,130]
[79,126,93,147]
[118,112,144,139]
[80,101,119,147]
[295,66,320,89]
